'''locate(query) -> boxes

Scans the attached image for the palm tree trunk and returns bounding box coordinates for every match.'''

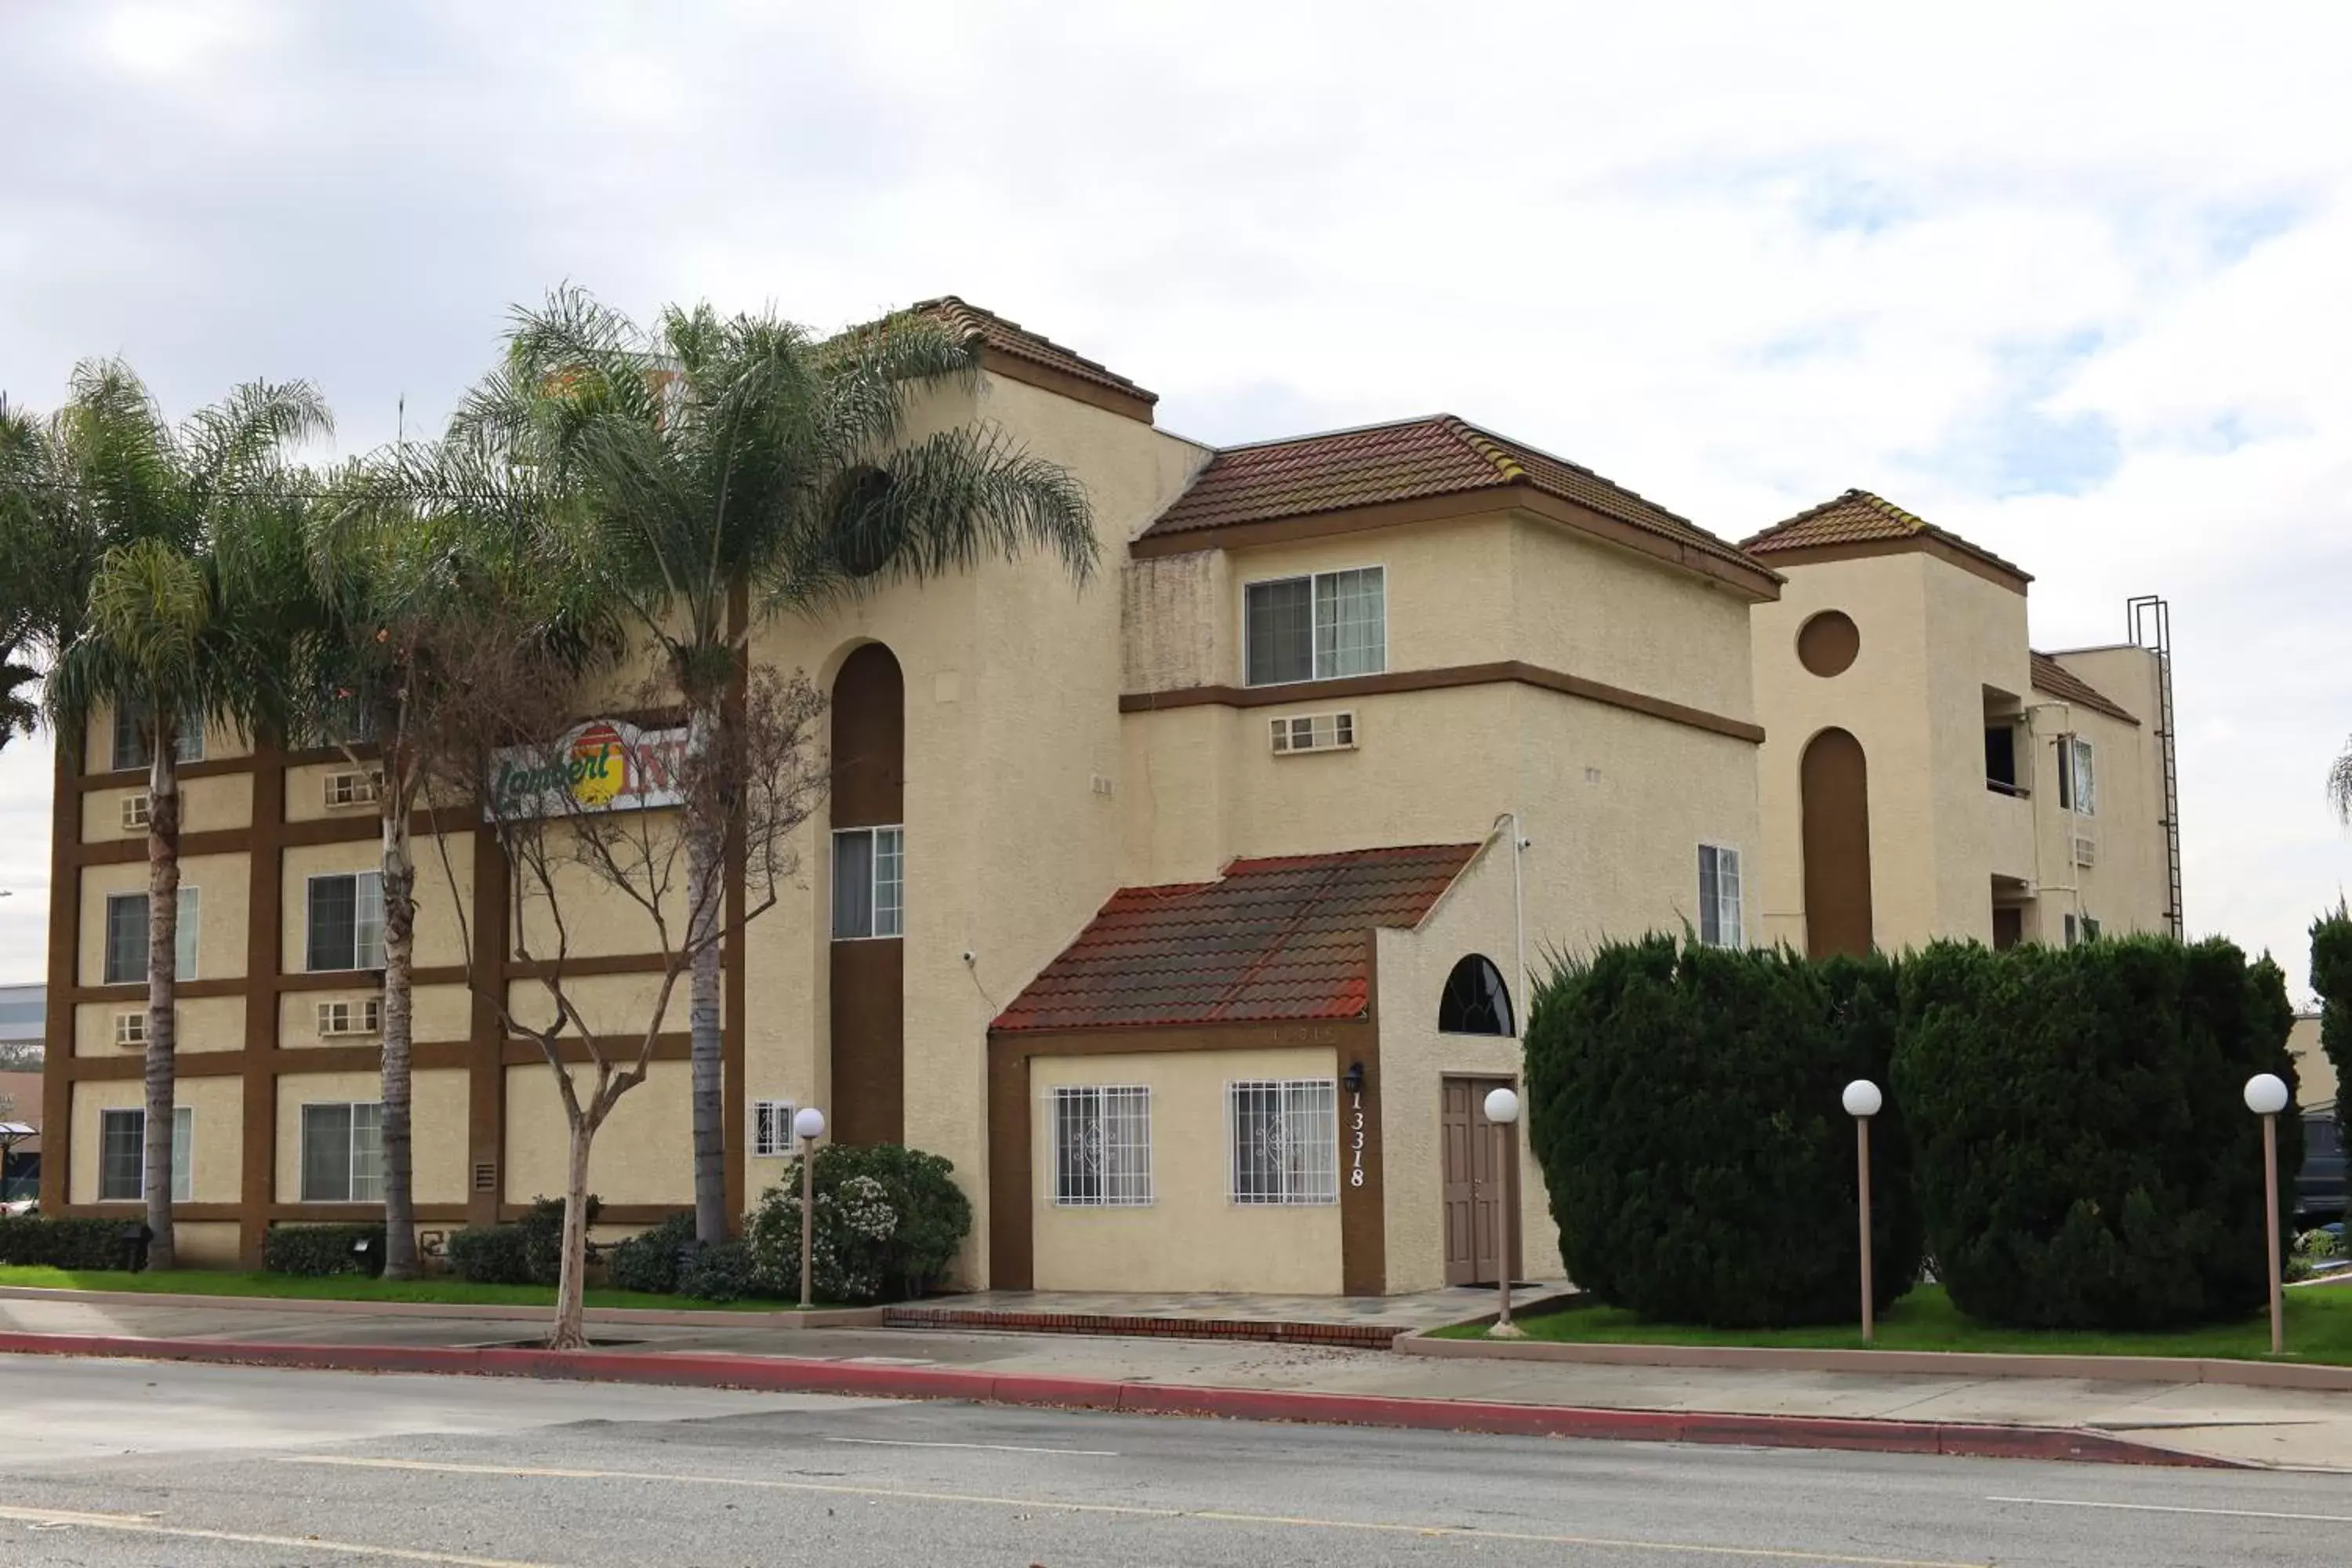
[378,768,418,1280]
[143,729,180,1270]
[686,693,725,1243]
[550,1109,596,1351]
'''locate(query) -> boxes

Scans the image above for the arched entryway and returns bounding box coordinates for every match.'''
[829,643,905,1146]
[1800,726,1874,959]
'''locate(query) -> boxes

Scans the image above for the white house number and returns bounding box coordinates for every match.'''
[1348,1091,1367,1187]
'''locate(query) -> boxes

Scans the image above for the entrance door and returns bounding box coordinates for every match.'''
[1441,1076,1513,1286]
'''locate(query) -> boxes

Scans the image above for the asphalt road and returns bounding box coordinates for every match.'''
[3,1356,2350,1566]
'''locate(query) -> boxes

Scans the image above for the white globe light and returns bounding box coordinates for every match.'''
[2243,1074,2289,1116]
[1483,1087,1522,1126]
[1842,1080,1883,1119]
[793,1106,827,1141]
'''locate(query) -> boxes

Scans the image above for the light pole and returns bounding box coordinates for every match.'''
[2244,1073,2289,1355]
[793,1105,826,1309]
[1483,1086,1523,1338]
[1843,1079,1883,1344]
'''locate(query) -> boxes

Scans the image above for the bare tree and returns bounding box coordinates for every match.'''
[426,648,824,1348]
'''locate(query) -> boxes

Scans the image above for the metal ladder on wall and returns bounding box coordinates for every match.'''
[2128,595,2183,938]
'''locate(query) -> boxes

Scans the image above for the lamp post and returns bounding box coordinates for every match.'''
[793,1105,826,1309]
[2244,1073,2289,1355]
[1842,1079,1883,1344]
[1483,1086,1523,1338]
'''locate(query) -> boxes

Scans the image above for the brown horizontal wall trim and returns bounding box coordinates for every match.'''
[71,755,255,792]
[497,1202,688,1225]
[499,1033,692,1067]
[68,804,479,867]
[268,1204,470,1225]
[54,1203,245,1222]
[58,1042,476,1080]
[67,978,251,1004]
[1120,660,1766,744]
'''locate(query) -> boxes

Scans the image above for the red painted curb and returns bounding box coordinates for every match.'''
[0,1331,2238,1468]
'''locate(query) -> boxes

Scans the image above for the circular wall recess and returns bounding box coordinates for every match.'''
[1797,610,1860,677]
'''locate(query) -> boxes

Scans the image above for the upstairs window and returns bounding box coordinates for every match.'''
[299,1102,383,1202]
[111,702,206,771]
[100,888,200,985]
[1438,954,1514,1036]
[306,872,386,971]
[98,1105,191,1202]
[1698,844,1744,947]
[832,826,904,939]
[1244,567,1385,686]
[2056,736,2096,815]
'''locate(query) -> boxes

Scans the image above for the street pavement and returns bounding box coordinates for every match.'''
[5,1356,2352,1566]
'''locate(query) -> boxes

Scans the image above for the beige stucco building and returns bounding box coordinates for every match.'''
[42,300,1781,1291]
[1743,490,2181,958]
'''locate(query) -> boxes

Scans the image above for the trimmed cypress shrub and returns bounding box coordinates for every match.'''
[1893,935,2299,1329]
[1524,935,1922,1327]
[0,1216,136,1269]
[2314,909,2352,1144]
[263,1223,387,1277]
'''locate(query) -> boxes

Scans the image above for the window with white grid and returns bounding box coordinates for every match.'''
[751,1098,799,1158]
[1051,1086,1152,1207]
[1698,844,1743,947]
[1227,1080,1339,1205]
[1244,568,1386,686]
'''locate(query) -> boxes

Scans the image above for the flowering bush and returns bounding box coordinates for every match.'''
[745,1144,971,1305]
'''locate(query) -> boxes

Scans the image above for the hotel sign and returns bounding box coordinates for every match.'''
[488,718,688,819]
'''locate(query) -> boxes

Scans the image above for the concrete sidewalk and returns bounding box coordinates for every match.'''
[5,1291,2350,1471]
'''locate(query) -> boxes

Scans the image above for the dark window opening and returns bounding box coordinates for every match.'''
[1438,954,1514,1036]
[1985,725,2019,793]
[1993,906,2024,950]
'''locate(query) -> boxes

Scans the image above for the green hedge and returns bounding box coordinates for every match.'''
[0,1216,136,1269]
[1524,936,1922,1327]
[447,1196,603,1286]
[1893,936,2299,1329]
[263,1223,387,1278]
[746,1144,972,1305]
[606,1213,695,1295]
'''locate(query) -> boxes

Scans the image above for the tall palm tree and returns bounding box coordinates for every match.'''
[25,363,328,1266]
[2331,739,2352,825]
[456,289,1097,1240]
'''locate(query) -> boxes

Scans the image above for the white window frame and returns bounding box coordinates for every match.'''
[750,1098,799,1158]
[110,703,206,771]
[100,887,200,985]
[1697,844,1743,948]
[1226,1079,1340,1206]
[830,826,904,941]
[2070,736,2096,816]
[299,1101,383,1203]
[96,1105,191,1203]
[305,871,386,972]
[1242,566,1387,688]
[1050,1085,1154,1207]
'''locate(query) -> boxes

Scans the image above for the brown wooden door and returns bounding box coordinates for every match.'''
[1441,1076,1511,1286]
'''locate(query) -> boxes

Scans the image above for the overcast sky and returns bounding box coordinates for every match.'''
[2,1,2347,996]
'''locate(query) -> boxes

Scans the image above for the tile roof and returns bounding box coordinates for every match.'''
[1139,416,1762,574]
[2029,652,2140,725]
[992,843,1480,1033]
[1740,489,2031,583]
[909,296,1156,408]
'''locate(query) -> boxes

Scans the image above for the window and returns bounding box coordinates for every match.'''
[1051,1085,1153,1207]
[2056,736,2096,815]
[1698,845,1744,948]
[306,872,386,971]
[1984,724,2020,793]
[751,1098,799,1158]
[1228,1079,1339,1205]
[299,1102,383,1202]
[831,826,903,939]
[97,1105,191,1202]
[110,703,205,771]
[100,888,200,985]
[1244,568,1385,686]
[1438,954,1514,1035]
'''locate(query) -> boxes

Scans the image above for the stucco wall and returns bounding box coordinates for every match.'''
[271,1066,468,1206]
[1028,1045,1344,1293]
[74,996,245,1058]
[69,1073,241,1204]
[280,837,474,975]
[77,851,250,986]
[503,1059,691,1206]
[2042,644,2174,938]
[2290,1014,2335,1110]
[80,772,253,844]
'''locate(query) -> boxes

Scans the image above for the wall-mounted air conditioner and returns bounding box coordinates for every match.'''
[317,997,383,1037]
[1270,710,1358,755]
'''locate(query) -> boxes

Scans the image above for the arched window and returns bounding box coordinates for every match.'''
[1438,954,1514,1036]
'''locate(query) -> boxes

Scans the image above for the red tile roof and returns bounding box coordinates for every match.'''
[1140,416,1762,575]
[2030,652,2140,726]
[1741,489,2031,583]
[909,296,1157,408]
[992,844,1481,1033]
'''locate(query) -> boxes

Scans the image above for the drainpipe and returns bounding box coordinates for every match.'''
[1491,812,1529,1037]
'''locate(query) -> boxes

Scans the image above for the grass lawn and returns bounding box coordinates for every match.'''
[1436,1282,2352,1365]
[0,1265,829,1313]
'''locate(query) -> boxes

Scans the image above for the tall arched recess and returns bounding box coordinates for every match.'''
[1800,726,1874,959]
[829,644,906,1147]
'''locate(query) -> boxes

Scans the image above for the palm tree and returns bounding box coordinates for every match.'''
[2331,739,2352,825]
[23,363,328,1266]
[456,289,1097,1240]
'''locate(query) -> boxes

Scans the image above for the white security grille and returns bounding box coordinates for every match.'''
[1227,1080,1339,1205]
[751,1098,798,1158]
[1269,711,1358,754]
[323,769,384,809]
[317,997,383,1037]
[120,794,152,831]
[1051,1086,1152,1207]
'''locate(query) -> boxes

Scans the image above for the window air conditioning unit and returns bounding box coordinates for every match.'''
[1269,710,1358,755]
[114,1010,147,1049]
[323,769,384,810]
[317,997,383,1037]
[2072,835,2097,868]
[120,793,151,832]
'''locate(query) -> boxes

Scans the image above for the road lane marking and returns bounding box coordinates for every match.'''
[824,1436,1120,1456]
[0,1504,554,1566]
[1989,1496,2352,1525]
[284,1456,1985,1566]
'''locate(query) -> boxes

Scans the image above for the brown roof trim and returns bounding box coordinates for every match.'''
[974,345,1156,425]
[910,296,1158,425]
[2029,652,2141,726]
[1121,659,1765,744]
[1746,534,2030,594]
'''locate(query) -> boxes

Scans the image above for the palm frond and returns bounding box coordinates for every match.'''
[2330,739,2352,824]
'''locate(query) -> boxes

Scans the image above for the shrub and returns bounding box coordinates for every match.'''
[746,1143,973,1305]
[676,1237,757,1302]
[0,1215,137,1269]
[1893,935,2300,1330]
[1523,935,1922,1327]
[607,1212,696,1295]
[263,1223,386,1278]
[446,1222,530,1285]
[2314,909,2352,1147]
